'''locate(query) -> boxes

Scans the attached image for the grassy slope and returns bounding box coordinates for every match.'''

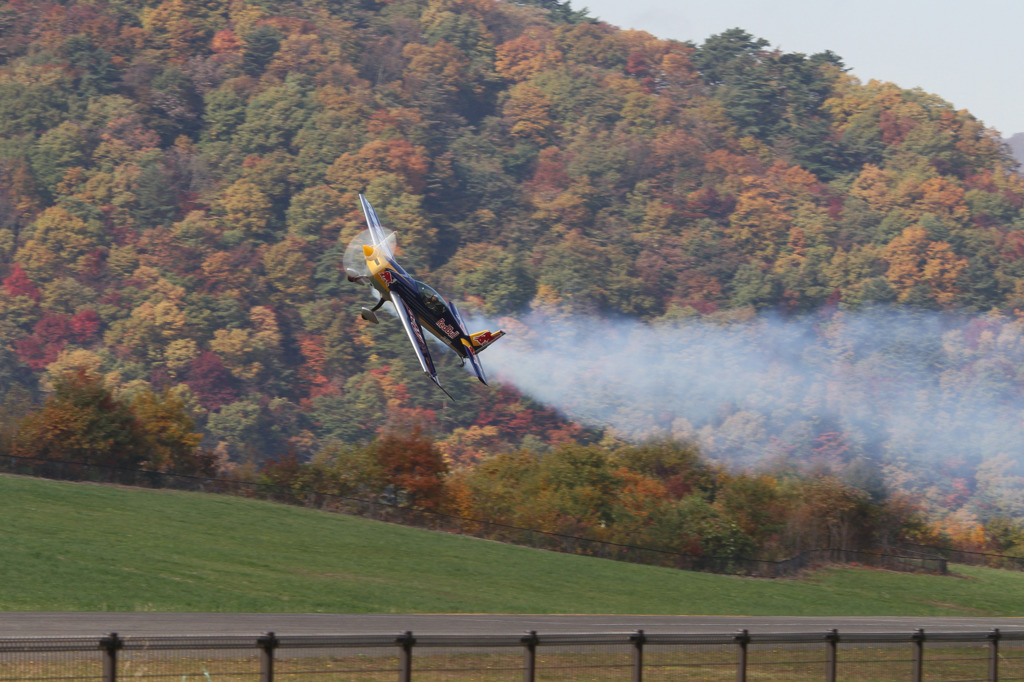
[1,474,1023,615]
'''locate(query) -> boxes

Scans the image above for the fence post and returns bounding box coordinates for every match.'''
[521,630,538,682]
[631,629,645,682]
[258,631,278,682]
[735,629,750,682]
[989,628,1001,682]
[912,628,925,682]
[100,632,122,682]
[824,629,838,682]
[397,631,415,682]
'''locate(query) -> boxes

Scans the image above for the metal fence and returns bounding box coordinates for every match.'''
[898,543,1024,572]
[0,455,948,578]
[2,629,1023,681]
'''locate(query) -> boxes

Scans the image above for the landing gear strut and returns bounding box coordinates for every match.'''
[360,297,385,324]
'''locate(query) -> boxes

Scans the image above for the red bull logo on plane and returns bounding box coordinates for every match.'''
[436,319,459,339]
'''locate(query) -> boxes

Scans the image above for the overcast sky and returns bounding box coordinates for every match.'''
[578,0,1024,137]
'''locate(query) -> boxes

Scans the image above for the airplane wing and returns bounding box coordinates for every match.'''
[391,293,455,400]
[358,194,396,260]
[449,300,488,385]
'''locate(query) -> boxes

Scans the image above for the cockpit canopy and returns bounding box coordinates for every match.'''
[415,280,448,316]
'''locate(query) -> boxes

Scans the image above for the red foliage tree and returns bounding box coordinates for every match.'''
[373,424,448,511]
[70,309,101,341]
[3,263,40,300]
[184,350,239,410]
[13,336,61,370]
[33,313,72,344]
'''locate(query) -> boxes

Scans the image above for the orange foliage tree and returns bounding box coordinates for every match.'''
[373,424,450,511]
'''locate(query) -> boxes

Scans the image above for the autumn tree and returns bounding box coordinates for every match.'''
[130,385,214,476]
[883,224,968,306]
[372,424,449,511]
[12,369,145,469]
[784,476,876,551]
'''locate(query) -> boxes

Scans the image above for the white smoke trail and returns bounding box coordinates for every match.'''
[479,308,1024,499]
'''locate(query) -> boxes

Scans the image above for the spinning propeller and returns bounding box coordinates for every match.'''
[343,228,397,282]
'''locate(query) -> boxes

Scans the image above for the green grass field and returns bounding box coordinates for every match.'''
[3,473,1024,615]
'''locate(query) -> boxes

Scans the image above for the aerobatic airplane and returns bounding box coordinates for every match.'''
[344,194,505,398]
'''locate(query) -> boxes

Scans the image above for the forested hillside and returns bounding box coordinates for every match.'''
[3,0,1024,547]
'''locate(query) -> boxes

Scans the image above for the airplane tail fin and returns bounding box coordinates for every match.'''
[448,301,505,385]
[470,329,505,353]
[446,301,506,354]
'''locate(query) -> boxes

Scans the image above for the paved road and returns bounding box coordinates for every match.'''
[1,613,1021,637]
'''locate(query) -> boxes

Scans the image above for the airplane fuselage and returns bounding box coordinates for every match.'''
[364,249,474,360]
